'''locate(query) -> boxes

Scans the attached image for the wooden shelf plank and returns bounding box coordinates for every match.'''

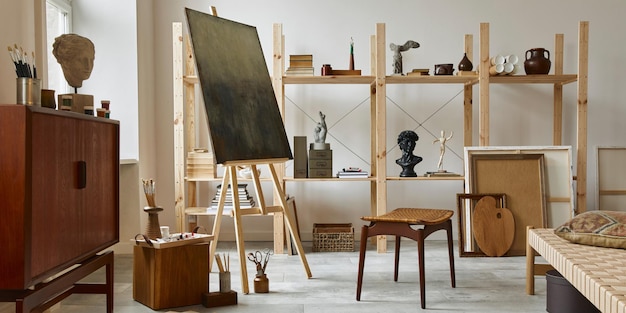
[283,177,375,182]
[386,75,478,84]
[488,74,577,84]
[283,75,375,84]
[386,176,465,181]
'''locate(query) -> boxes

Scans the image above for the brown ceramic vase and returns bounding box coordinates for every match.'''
[524,48,551,74]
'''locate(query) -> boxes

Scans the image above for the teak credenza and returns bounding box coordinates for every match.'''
[0,105,120,313]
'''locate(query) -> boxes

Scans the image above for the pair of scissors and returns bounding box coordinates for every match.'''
[262,248,273,272]
[247,251,264,274]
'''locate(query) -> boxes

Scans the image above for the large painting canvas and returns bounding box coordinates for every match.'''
[185,8,292,164]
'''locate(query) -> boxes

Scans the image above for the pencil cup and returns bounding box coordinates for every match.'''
[219,272,231,293]
[16,78,41,106]
[160,226,170,238]
[253,274,269,293]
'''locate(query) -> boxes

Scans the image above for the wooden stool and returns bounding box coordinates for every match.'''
[356,208,456,309]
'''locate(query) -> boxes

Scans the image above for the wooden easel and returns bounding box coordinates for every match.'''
[210,159,312,294]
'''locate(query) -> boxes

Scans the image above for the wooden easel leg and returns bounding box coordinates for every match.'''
[268,164,312,278]
[229,166,250,294]
[208,169,230,273]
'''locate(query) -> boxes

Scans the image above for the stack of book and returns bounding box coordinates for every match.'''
[285,54,314,76]
[407,68,430,76]
[210,184,255,209]
[186,148,215,179]
[336,167,369,178]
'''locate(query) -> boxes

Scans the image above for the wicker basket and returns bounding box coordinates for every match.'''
[312,223,354,252]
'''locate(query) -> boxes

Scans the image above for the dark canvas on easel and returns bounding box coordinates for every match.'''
[185,8,292,164]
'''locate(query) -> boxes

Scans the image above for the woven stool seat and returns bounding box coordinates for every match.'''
[356,207,456,309]
[361,208,453,225]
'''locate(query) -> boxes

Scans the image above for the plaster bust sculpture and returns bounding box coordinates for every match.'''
[396,130,422,177]
[52,33,95,89]
[389,40,420,75]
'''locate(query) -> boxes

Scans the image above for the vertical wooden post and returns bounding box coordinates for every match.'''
[172,22,185,233]
[576,21,589,213]
[478,23,490,146]
[463,34,474,147]
[272,23,286,254]
[553,34,564,146]
[375,23,387,253]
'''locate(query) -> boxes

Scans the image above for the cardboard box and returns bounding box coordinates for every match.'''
[309,149,332,178]
[133,243,209,309]
[293,136,308,178]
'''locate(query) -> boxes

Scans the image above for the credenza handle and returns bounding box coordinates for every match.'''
[77,161,87,189]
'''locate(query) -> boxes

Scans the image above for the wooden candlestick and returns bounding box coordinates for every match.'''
[144,206,163,239]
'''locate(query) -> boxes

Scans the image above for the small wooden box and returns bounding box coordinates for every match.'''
[133,244,209,310]
[312,223,354,252]
[202,291,238,308]
[57,93,94,114]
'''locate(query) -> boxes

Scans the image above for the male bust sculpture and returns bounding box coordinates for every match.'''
[396,130,422,177]
[52,34,95,89]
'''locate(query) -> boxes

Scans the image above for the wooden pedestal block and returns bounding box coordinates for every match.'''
[57,93,94,114]
[202,291,238,308]
[133,244,209,310]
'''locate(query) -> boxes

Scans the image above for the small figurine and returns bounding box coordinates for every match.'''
[433,130,453,172]
[396,130,422,177]
[314,111,327,143]
[390,40,420,75]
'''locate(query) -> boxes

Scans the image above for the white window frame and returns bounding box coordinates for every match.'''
[46,0,72,94]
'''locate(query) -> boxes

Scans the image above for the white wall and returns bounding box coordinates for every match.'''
[147,0,626,242]
[3,1,625,247]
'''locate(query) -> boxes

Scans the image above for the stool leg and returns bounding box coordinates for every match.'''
[445,219,456,288]
[417,229,426,309]
[356,224,370,301]
[394,235,401,282]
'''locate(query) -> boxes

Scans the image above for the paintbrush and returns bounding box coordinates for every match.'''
[31,51,37,79]
[14,44,24,77]
[7,46,20,77]
[23,50,32,78]
[141,179,156,207]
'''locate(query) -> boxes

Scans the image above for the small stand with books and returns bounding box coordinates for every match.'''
[337,167,369,178]
[423,170,461,177]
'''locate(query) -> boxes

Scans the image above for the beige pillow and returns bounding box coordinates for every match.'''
[554,210,626,249]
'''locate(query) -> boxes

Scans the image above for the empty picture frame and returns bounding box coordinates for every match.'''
[185,8,293,164]
[468,153,547,256]
[465,146,574,228]
[596,146,626,211]
[456,193,507,257]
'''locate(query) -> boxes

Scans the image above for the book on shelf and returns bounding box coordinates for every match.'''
[337,168,369,178]
[289,60,313,68]
[289,54,313,61]
[423,171,461,177]
[286,67,314,76]
[211,183,255,209]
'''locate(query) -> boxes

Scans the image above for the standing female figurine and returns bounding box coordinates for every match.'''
[433,130,453,172]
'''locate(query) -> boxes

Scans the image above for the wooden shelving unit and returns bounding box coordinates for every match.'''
[272,21,589,253]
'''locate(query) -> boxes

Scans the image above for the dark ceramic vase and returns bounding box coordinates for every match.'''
[458,53,473,71]
[524,48,551,74]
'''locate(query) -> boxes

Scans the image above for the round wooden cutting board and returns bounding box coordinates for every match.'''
[472,196,515,257]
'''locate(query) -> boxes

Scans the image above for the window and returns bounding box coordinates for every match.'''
[46,0,72,94]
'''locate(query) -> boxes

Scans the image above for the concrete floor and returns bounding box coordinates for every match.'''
[0,240,548,312]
